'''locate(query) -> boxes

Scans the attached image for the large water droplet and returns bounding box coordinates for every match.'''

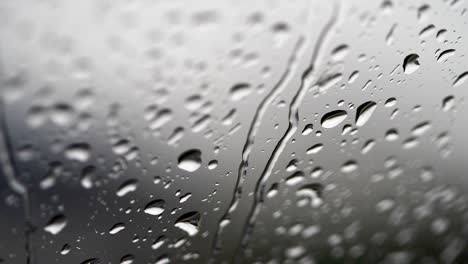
[116,179,138,197]
[65,143,91,162]
[44,214,67,235]
[403,54,420,74]
[321,110,348,128]
[355,101,377,127]
[453,71,468,87]
[174,211,201,236]
[178,149,202,172]
[144,199,166,216]
[229,83,251,101]
[109,223,126,234]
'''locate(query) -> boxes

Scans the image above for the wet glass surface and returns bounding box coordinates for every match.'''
[0,0,468,263]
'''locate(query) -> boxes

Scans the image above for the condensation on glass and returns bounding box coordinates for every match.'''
[0,0,468,263]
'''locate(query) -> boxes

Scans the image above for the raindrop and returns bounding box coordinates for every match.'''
[302,124,313,135]
[81,258,100,264]
[306,143,323,154]
[50,103,74,127]
[348,71,359,83]
[442,95,455,111]
[437,49,455,62]
[44,214,67,235]
[148,109,173,130]
[60,244,71,255]
[453,71,468,87]
[65,143,91,162]
[361,139,375,154]
[152,236,166,250]
[321,110,348,128]
[385,97,397,107]
[178,149,202,172]
[296,183,324,207]
[116,179,138,197]
[341,160,358,173]
[144,199,166,216]
[109,223,126,234]
[229,83,251,101]
[179,193,192,203]
[403,54,420,74]
[174,211,201,236]
[266,183,279,198]
[208,160,218,170]
[286,171,305,186]
[436,29,447,42]
[355,101,377,127]
[331,44,350,62]
[385,129,399,141]
[120,254,135,264]
[80,165,95,189]
[419,24,435,39]
[412,121,431,136]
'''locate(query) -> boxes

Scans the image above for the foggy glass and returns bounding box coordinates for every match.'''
[0,0,468,263]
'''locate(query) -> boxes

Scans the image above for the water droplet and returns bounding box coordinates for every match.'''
[50,103,75,127]
[144,199,165,216]
[148,109,173,130]
[65,143,91,162]
[403,54,420,74]
[436,29,447,42]
[208,160,218,170]
[44,214,67,235]
[178,149,202,172]
[355,101,377,127]
[453,71,468,87]
[385,97,397,107]
[442,95,455,111]
[412,121,431,136]
[306,143,323,154]
[331,44,349,62]
[116,179,138,197]
[419,24,435,39]
[437,49,455,62]
[361,139,376,154]
[302,124,313,135]
[174,211,201,236]
[60,244,71,255]
[348,71,359,83]
[286,171,305,186]
[230,83,251,101]
[80,165,95,189]
[152,236,166,250]
[179,193,192,203]
[296,183,323,207]
[385,129,399,141]
[321,110,348,128]
[109,223,126,234]
[266,183,279,199]
[120,254,135,264]
[341,160,358,173]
